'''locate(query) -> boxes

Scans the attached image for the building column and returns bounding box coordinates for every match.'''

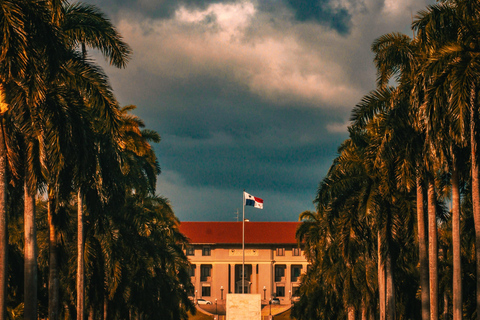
[286,264,291,303]
[229,264,235,294]
[251,263,257,294]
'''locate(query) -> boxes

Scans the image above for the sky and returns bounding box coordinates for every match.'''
[84,0,435,222]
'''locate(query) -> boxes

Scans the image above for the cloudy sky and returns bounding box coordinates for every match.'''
[85,0,435,222]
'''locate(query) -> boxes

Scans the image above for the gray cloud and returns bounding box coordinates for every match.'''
[87,0,436,221]
[285,0,352,34]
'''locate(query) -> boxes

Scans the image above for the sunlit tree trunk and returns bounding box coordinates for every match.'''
[470,83,480,320]
[24,181,38,320]
[386,252,395,320]
[88,306,94,320]
[77,190,85,320]
[348,305,355,320]
[0,119,7,320]
[361,299,367,320]
[378,232,385,320]
[103,295,108,320]
[452,165,462,320]
[428,179,438,320]
[416,174,430,320]
[444,291,449,320]
[48,188,60,320]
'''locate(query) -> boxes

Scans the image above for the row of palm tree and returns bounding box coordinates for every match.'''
[293,1,480,319]
[0,1,194,320]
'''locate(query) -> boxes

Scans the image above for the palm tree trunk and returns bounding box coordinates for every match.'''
[348,305,355,320]
[378,231,386,320]
[48,188,60,320]
[77,190,85,320]
[0,120,7,320]
[470,83,480,320]
[24,181,38,320]
[451,165,462,320]
[444,290,449,320]
[386,251,395,320]
[88,306,94,320]
[416,174,430,320]
[428,179,438,320]
[103,295,108,320]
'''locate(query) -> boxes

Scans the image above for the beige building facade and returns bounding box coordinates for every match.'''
[179,222,309,306]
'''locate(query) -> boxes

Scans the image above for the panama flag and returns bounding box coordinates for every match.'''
[244,192,263,209]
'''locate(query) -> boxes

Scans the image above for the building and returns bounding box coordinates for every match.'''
[179,221,309,305]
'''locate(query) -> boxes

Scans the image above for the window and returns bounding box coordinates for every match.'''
[276,248,285,256]
[202,246,211,256]
[201,265,211,281]
[292,247,301,256]
[276,286,285,297]
[235,264,251,280]
[292,286,300,297]
[202,286,211,297]
[188,264,196,277]
[291,265,302,282]
[186,246,195,256]
[275,265,285,282]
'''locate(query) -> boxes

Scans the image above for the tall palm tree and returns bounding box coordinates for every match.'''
[0,1,56,317]
[413,2,480,317]
[37,3,132,319]
[0,2,66,318]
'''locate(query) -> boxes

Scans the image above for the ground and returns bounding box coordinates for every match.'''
[187,304,293,319]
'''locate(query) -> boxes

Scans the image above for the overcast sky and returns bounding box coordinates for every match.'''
[85,0,435,222]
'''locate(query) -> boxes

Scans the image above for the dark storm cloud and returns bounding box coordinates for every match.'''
[285,0,352,34]
[86,0,437,221]
[87,0,352,34]
[87,0,239,19]
[158,105,346,192]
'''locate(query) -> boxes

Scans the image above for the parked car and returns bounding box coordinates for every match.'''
[197,298,212,305]
[271,298,280,304]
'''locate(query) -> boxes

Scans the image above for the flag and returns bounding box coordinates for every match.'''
[244,192,263,209]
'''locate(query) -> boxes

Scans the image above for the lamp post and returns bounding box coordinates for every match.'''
[215,298,218,320]
[221,286,224,301]
[269,298,272,316]
[263,286,266,300]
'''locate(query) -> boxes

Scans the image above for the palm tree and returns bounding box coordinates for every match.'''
[0,1,59,317]
[369,29,452,320]
[36,3,132,319]
[413,2,480,317]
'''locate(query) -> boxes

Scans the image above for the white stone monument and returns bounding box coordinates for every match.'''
[226,294,261,320]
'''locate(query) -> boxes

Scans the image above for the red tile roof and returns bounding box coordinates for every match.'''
[179,222,300,244]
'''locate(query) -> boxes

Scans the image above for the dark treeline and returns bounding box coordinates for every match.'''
[0,1,193,320]
[293,1,480,320]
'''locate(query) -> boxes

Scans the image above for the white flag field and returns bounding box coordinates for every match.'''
[244,191,263,209]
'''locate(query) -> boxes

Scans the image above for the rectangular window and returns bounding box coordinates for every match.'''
[202,286,211,297]
[292,286,300,297]
[291,265,302,282]
[276,286,285,297]
[201,265,211,281]
[202,246,211,256]
[188,264,196,277]
[186,246,195,256]
[292,247,301,256]
[276,248,285,256]
[275,265,285,282]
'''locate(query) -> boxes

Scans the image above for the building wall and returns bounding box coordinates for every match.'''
[187,243,308,305]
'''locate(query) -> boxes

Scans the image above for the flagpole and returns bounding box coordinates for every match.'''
[242,190,245,294]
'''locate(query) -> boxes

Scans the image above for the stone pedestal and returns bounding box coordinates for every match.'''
[226,294,261,320]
